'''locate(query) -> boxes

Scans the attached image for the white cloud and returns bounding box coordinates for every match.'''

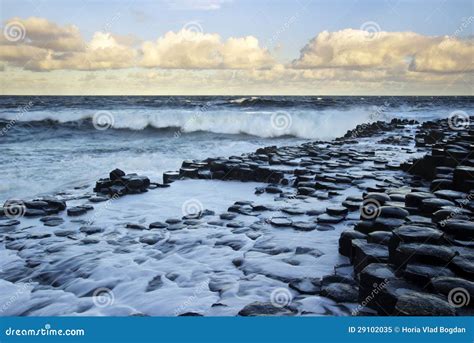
[140,29,273,69]
[293,29,474,73]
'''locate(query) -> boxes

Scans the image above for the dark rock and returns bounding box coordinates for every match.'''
[441,220,474,240]
[79,226,104,235]
[317,213,344,224]
[405,192,435,208]
[379,206,409,219]
[238,302,296,316]
[289,279,321,295]
[140,234,163,245]
[146,275,163,292]
[450,254,474,280]
[316,224,335,231]
[391,243,456,269]
[0,219,20,227]
[292,221,317,231]
[149,221,169,229]
[67,207,87,217]
[352,240,389,273]
[403,263,455,287]
[338,230,367,257]
[110,168,125,181]
[126,223,148,230]
[163,171,180,184]
[326,206,348,216]
[89,196,108,203]
[270,217,292,227]
[321,282,358,302]
[422,198,455,214]
[431,276,474,307]
[367,231,392,245]
[389,225,444,255]
[395,291,456,316]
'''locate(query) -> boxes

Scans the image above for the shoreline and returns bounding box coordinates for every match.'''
[0,116,473,316]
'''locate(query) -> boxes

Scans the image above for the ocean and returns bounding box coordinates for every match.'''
[0,95,472,201]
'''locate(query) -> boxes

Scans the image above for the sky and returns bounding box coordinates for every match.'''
[0,0,473,95]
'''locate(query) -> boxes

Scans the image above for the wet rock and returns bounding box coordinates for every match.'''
[110,168,125,181]
[246,232,262,240]
[163,171,180,184]
[282,207,306,215]
[265,185,282,194]
[326,206,348,216]
[431,276,474,307]
[422,198,455,214]
[79,226,104,235]
[403,263,455,287]
[442,220,474,240]
[453,166,474,191]
[364,193,391,205]
[215,239,246,251]
[297,187,315,196]
[316,224,335,231]
[54,229,76,237]
[352,240,389,272]
[379,206,409,219]
[43,217,65,227]
[146,275,163,292]
[126,223,147,230]
[450,254,474,280]
[227,221,245,228]
[270,217,292,227]
[238,302,296,316]
[367,231,392,245]
[67,207,87,217]
[140,234,163,245]
[295,246,324,258]
[292,221,317,231]
[289,278,321,295]
[24,208,46,217]
[389,225,444,255]
[28,232,51,239]
[81,238,99,245]
[165,218,182,225]
[358,263,396,306]
[321,282,358,302]
[339,230,367,257]
[232,258,244,267]
[89,196,108,203]
[317,213,344,224]
[0,219,20,227]
[391,243,456,269]
[395,291,456,316]
[405,192,435,208]
[149,221,169,229]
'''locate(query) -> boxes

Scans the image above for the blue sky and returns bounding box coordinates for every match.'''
[0,0,473,94]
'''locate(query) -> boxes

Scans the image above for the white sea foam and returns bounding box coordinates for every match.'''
[0,107,382,140]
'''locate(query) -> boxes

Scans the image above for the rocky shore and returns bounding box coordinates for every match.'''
[1,117,472,316]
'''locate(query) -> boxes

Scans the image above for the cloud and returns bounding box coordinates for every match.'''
[2,17,84,51]
[293,29,474,74]
[140,29,273,69]
[0,16,137,71]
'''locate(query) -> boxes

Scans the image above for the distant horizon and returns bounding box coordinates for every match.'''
[1,94,473,97]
